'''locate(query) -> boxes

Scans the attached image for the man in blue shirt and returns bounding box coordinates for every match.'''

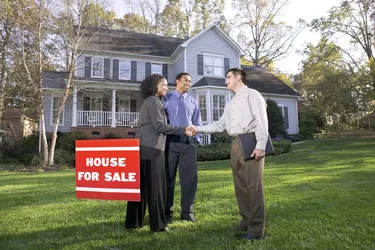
[163,72,202,223]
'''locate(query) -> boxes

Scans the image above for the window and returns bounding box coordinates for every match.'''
[212,95,226,121]
[91,57,104,78]
[51,96,64,125]
[278,105,289,129]
[198,95,207,122]
[204,54,224,76]
[117,97,130,112]
[151,63,162,74]
[119,60,131,80]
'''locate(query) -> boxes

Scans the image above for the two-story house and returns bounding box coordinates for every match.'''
[43,24,300,144]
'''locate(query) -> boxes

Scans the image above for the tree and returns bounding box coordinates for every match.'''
[297,38,367,129]
[115,12,151,33]
[312,0,375,99]
[47,0,113,165]
[266,99,286,138]
[232,0,305,68]
[194,0,225,30]
[0,0,19,124]
[19,0,54,166]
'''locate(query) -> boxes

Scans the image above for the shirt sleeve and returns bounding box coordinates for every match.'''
[149,98,185,136]
[248,91,269,150]
[196,111,226,134]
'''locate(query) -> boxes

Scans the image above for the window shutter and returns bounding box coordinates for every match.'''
[104,58,110,79]
[84,57,92,78]
[284,107,289,129]
[162,64,168,80]
[224,58,230,75]
[113,59,119,81]
[197,55,203,75]
[145,62,151,77]
[131,61,137,81]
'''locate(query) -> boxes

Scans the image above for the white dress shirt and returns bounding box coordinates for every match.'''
[197,85,269,150]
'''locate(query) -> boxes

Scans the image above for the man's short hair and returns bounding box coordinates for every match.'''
[176,72,190,81]
[227,68,246,82]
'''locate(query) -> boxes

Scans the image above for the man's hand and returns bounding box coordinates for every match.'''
[185,125,198,136]
[251,149,265,161]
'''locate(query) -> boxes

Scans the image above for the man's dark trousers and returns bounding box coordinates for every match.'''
[165,134,198,221]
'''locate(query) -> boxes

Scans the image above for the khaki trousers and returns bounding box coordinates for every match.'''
[231,137,265,237]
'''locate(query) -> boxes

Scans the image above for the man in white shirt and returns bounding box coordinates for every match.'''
[189,68,268,241]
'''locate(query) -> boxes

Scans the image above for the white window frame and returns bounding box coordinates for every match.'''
[278,104,289,129]
[198,94,207,123]
[119,60,131,80]
[212,94,226,121]
[151,63,162,74]
[203,53,224,77]
[91,57,104,78]
[51,96,64,126]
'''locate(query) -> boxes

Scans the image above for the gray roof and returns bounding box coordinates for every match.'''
[42,71,68,89]
[193,66,300,97]
[42,70,176,89]
[80,26,186,57]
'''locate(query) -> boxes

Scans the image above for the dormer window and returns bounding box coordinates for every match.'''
[91,57,104,78]
[204,53,224,77]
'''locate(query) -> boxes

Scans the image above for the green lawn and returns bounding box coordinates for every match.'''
[1,138,375,249]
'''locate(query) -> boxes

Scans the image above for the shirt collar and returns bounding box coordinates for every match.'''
[174,90,187,99]
[236,85,248,95]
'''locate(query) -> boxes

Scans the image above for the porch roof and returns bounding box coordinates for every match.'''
[193,66,300,97]
[42,71,177,89]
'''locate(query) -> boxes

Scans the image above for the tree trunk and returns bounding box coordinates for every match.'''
[48,72,73,166]
[40,112,49,166]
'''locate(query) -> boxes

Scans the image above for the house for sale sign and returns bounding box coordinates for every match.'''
[75,139,140,201]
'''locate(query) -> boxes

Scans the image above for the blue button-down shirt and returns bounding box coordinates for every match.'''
[163,91,203,143]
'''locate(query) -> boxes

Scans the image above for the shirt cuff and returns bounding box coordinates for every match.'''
[255,140,267,151]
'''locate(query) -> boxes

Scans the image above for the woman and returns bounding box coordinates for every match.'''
[125,74,188,232]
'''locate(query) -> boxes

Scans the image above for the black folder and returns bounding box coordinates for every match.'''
[238,132,275,161]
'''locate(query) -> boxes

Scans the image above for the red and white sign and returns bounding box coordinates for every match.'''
[75,139,140,201]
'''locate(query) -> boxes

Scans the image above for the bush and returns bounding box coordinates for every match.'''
[56,131,87,154]
[272,140,293,155]
[103,132,122,139]
[54,149,75,166]
[298,105,326,138]
[198,143,231,161]
[211,131,231,143]
[267,100,287,138]
[19,153,38,166]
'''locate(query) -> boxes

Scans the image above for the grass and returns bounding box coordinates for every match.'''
[1,137,375,249]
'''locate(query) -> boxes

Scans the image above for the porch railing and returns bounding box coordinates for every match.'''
[77,111,139,127]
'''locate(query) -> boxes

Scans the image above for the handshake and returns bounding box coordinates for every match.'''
[185,125,198,136]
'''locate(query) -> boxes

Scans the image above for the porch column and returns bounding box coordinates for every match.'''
[72,86,77,127]
[111,89,116,128]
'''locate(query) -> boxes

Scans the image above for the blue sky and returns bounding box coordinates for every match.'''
[109,0,343,74]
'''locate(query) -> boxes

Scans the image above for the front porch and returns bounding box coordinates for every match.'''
[76,111,139,127]
[71,87,141,128]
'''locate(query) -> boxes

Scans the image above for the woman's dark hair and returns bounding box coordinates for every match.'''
[140,74,166,100]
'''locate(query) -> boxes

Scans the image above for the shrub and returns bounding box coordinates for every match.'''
[267,100,287,138]
[198,143,231,161]
[298,105,326,138]
[211,131,231,143]
[57,131,87,154]
[54,149,75,165]
[272,140,293,155]
[103,132,122,139]
[19,153,38,166]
